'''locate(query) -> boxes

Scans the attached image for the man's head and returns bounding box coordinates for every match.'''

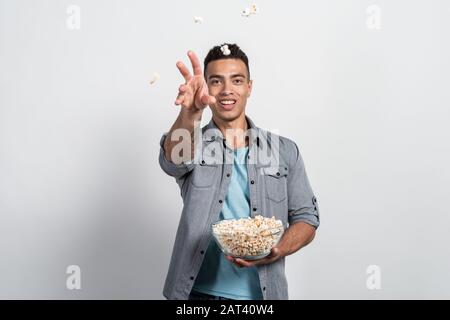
[204,43,253,123]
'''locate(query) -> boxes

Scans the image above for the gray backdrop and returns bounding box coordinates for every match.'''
[1,0,449,299]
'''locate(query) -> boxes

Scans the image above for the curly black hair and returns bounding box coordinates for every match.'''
[203,43,250,80]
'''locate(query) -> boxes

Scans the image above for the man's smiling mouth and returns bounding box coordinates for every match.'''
[218,99,237,110]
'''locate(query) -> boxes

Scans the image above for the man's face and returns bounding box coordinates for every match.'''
[205,59,253,122]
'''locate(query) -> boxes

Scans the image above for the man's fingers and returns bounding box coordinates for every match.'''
[199,93,215,107]
[226,256,245,268]
[234,258,253,268]
[225,248,282,267]
[176,61,192,82]
[175,95,184,105]
[176,52,209,108]
[207,95,216,105]
[175,89,184,105]
[187,51,202,76]
[200,94,209,106]
[175,84,193,105]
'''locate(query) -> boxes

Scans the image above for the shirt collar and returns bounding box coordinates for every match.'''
[202,115,260,147]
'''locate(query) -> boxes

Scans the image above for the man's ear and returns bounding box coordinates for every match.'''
[247,79,253,97]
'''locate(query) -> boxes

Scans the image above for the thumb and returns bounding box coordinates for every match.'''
[207,95,216,105]
[270,247,281,258]
[200,94,215,106]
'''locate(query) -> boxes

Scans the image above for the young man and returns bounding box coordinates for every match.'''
[159,43,320,300]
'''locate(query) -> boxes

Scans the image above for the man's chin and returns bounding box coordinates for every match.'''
[213,110,244,122]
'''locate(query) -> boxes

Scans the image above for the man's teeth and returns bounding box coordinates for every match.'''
[220,100,236,105]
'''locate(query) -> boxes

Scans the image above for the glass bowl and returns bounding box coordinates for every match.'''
[211,218,284,260]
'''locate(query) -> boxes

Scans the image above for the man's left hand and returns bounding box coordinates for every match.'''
[226,247,284,268]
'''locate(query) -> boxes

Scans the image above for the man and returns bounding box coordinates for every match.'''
[159,43,320,300]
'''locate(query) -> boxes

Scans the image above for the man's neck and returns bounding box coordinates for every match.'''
[212,114,249,149]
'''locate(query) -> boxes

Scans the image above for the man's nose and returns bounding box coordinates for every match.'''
[220,80,233,96]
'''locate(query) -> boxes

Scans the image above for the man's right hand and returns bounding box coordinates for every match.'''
[174,51,216,112]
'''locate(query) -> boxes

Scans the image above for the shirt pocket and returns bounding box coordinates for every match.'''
[190,160,218,188]
[262,165,288,203]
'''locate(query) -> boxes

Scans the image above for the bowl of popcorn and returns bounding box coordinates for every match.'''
[211,215,284,260]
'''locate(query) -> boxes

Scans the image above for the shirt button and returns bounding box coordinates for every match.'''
[190,276,194,280]
[253,207,257,212]
[250,180,255,184]
[226,173,230,177]
[276,172,280,176]
[201,160,205,165]
[219,200,223,204]
[263,287,266,291]
[200,250,205,255]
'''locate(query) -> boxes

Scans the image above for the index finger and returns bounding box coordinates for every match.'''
[187,51,202,76]
[176,61,192,82]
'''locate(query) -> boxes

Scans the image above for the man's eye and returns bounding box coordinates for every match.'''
[234,79,243,84]
[211,79,221,85]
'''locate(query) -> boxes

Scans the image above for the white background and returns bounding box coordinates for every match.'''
[1,0,449,299]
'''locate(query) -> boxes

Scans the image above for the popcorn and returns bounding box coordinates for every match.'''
[242,3,259,17]
[149,72,160,85]
[250,4,259,14]
[220,44,231,56]
[193,16,203,24]
[241,8,251,17]
[212,215,284,259]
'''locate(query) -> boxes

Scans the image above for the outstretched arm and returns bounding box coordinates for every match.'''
[164,51,216,164]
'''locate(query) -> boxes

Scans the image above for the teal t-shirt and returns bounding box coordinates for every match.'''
[192,146,263,300]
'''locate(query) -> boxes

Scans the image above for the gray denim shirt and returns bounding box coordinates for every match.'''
[159,115,320,300]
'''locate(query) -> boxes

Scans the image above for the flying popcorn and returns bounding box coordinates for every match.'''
[193,16,203,24]
[241,8,251,17]
[149,72,160,85]
[250,4,259,14]
[242,4,259,17]
[220,44,231,56]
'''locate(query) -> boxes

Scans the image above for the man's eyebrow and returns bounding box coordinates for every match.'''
[208,73,247,80]
[208,74,223,80]
[230,73,246,78]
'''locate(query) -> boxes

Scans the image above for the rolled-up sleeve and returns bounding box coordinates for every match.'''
[287,141,320,228]
[159,133,195,179]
